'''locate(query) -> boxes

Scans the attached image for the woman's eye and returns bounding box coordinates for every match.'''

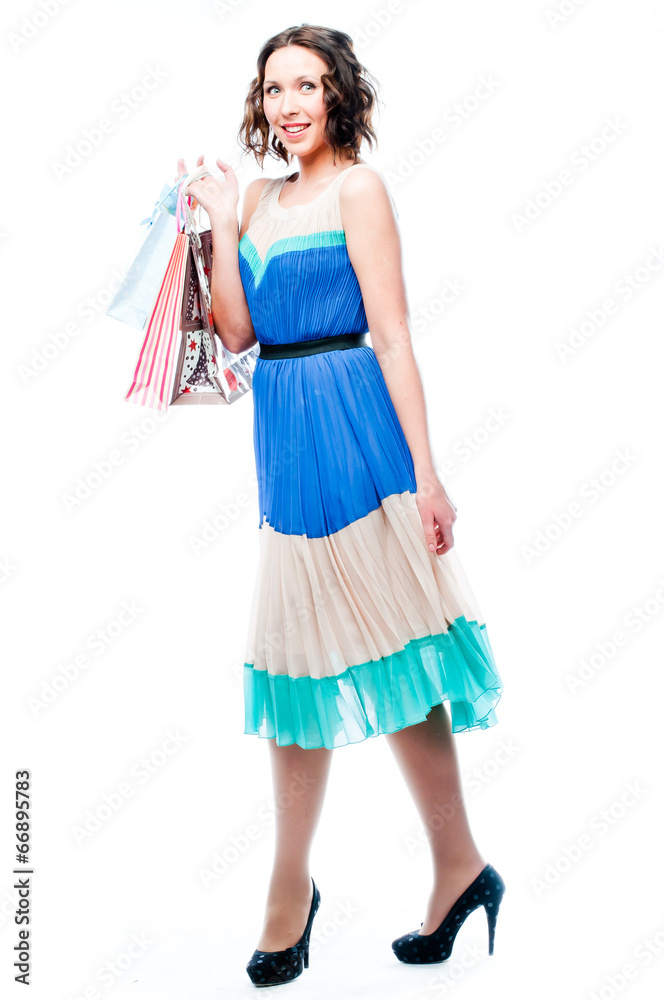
[265,83,315,95]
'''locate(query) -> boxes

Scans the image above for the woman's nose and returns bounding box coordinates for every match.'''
[280,89,299,114]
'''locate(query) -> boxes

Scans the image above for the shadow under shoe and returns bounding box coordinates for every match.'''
[246,878,321,987]
[392,863,505,964]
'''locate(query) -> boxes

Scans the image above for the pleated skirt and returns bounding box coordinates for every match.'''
[242,345,503,749]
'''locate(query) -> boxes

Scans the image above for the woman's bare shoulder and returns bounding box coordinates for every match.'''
[243,176,274,200]
[338,164,397,218]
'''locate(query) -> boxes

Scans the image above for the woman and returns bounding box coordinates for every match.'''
[178,23,505,988]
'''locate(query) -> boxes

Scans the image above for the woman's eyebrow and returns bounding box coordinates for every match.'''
[264,75,320,85]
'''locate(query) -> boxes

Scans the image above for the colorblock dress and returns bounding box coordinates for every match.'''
[238,163,503,750]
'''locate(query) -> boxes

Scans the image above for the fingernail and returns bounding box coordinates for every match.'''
[429,543,434,552]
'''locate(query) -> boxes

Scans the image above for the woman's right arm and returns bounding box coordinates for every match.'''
[208,180,265,355]
[177,157,265,356]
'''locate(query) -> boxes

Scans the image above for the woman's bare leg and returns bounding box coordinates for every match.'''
[385,702,486,934]
[254,739,333,952]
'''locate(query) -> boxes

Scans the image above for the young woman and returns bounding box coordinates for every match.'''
[178,23,505,988]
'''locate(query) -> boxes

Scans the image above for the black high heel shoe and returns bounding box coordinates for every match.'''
[392,863,505,964]
[246,877,321,987]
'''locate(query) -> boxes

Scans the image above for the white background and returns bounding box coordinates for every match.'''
[2,1,664,998]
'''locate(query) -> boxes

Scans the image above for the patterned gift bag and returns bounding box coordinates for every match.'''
[170,228,258,405]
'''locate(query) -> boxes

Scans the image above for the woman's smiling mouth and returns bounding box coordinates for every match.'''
[281,123,311,135]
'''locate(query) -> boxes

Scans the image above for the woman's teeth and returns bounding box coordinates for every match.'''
[283,124,310,134]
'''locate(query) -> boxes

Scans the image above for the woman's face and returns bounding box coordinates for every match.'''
[262,45,329,155]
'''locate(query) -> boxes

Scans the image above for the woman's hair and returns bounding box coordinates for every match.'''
[238,24,381,167]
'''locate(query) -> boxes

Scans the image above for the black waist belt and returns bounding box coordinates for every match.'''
[257,332,369,359]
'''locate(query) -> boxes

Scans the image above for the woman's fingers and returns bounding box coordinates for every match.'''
[216,158,233,180]
[175,156,204,207]
[435,519,454,552]
[178,155,231,183]
[170,157,239,216]
[190,154,206,206]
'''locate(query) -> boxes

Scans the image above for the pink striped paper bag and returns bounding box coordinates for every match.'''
[123,230,189,411]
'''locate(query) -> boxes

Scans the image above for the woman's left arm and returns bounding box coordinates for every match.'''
[341,168,457,555]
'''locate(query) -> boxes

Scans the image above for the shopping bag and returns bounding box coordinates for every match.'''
[106,176,202,331]
[170,225,259,405]
[122,171,259,410]
[122,224,190,411]
[106,207,178,331]
[139,176,188,225]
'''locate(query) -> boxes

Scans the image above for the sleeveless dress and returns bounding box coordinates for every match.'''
[238,163,503,750]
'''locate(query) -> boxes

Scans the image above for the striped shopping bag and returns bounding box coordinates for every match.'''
[123,194,190,411]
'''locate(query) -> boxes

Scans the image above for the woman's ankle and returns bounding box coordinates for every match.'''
[265,872,312,906]
[432,852,486,881]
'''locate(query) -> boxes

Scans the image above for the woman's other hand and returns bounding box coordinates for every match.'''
[415,473,458,555]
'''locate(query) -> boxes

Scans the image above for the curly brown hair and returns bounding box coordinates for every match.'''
[237,24,381,168]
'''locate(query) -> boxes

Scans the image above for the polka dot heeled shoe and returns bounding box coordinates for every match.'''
[246,878,321,987]
[391,863,505,964]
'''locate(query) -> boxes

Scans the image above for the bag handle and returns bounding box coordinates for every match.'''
[180,164,213,197]
[177,165,214,232]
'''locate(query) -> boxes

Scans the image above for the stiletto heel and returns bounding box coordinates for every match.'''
[392,863,505,964]
[246,877,320,987]
[485,898,499,955]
